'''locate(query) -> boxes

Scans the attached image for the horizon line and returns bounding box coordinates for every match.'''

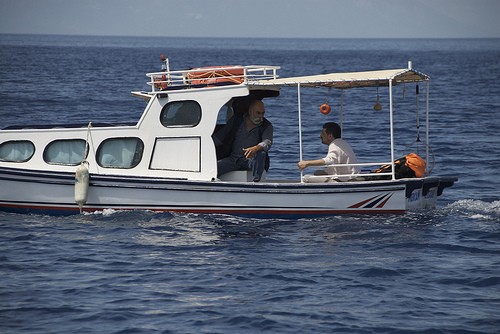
[1,32,499,40]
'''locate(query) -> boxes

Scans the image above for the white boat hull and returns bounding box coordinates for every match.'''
[0,167,455,217]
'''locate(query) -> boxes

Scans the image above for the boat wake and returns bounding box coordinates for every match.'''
[443,199,500,221]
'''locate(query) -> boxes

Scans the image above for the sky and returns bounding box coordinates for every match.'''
[0,0,499,39]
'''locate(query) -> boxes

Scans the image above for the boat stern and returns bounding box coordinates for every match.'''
[405,176,457,210]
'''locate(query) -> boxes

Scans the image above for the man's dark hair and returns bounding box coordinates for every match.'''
[323,122,341,139]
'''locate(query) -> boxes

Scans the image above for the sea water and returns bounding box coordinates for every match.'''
[0,35,499,333]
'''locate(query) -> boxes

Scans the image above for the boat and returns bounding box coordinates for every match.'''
[0,57,457,217]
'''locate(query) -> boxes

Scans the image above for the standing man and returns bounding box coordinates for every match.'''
[214,100,273,182]
[298,122,359,182]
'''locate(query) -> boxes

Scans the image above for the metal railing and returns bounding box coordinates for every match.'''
[300,161,398,182]
[146,65,280,92]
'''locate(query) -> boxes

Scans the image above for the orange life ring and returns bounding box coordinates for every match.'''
[153,74,168,90]
[187,66,244,85]
[320,103,331,115]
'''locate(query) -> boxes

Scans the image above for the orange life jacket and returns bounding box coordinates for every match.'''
[374,153,426,179]
[405,153,426,178]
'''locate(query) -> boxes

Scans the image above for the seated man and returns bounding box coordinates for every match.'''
[298,122,359,182]
[213,100,273,182]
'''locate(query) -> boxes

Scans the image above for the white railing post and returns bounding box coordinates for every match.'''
[298,83,304,182]
[426,80,430,175]
[389,79,395,180]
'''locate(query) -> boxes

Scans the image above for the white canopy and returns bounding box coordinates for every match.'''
[248,64,432,180]
[249,68,429,89]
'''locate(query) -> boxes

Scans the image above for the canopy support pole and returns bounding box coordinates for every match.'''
[297,83,304,182]
[339,90,344,131]
[425,80,430,175]
[389,79,396,180]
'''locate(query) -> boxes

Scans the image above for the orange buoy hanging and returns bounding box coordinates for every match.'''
[320,103,331,115]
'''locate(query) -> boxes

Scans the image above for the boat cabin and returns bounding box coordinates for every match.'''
[0,65,282,182]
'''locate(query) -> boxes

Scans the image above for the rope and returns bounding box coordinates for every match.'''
[83,122,92,163]
[415,84,420,142]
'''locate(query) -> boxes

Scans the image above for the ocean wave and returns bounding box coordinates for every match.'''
[82,208,122,216]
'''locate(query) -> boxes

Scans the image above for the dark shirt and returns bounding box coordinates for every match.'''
[214,114,273,159]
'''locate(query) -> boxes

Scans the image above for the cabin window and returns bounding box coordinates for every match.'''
[0,140,35,162]
[43,139,87,165]
[160,100,201,127]
[150,137,201,172]
[97,137,144,169]
[216,103,234,125]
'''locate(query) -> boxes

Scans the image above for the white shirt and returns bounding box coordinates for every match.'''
[323,138,359,181]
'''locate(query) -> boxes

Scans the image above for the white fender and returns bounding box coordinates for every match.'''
[75,161,90,212]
